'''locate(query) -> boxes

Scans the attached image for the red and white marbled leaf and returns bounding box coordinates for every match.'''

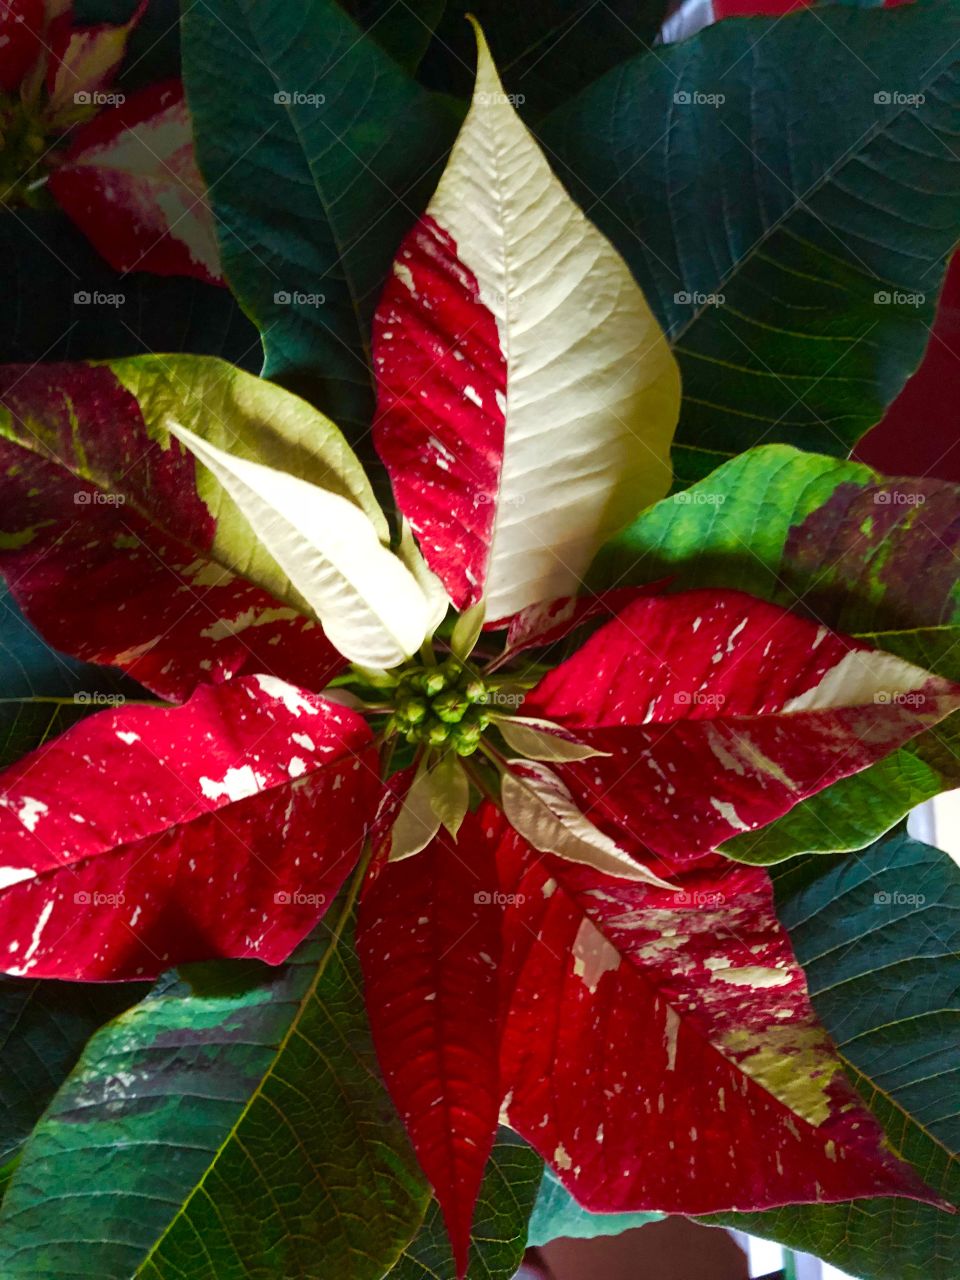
[372,28,677,620]
[492,584,669,670]
[358,811,503,1278]
[0,675,376,980]
[0,360,375,699]
[49,80,223,283]
[523,589,960,866]
[497,828,943,1214]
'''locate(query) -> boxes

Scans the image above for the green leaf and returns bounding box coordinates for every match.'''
[0,211,259,371]
[708,831,960,1280]
[527,1168,662,1247]
[0,977,147,1165]
[420,1,671,115]
[341,0,446,71]
[0,916,428,1279]
[181,0,458,438]
[591,444,960,862]
[543,0,960,462]
[0,581,143,766]
[390,1131,542,1280]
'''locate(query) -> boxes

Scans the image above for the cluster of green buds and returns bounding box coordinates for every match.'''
[388,658,491,756]
[0,96,48,208]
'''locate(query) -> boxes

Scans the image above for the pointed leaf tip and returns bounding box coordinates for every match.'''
[168,421,432,668]
[373,22,678,619]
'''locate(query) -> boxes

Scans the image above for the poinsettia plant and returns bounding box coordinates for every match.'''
[0,0,220,280]
[0,4,958,1280]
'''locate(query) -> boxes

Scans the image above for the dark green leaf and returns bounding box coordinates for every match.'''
[543,0,960,461]
[390,1130,542,1280]
[0,978,147,1165]
[0,920,428,1279]
[420,1,670,115]
[708,832,960,1280]
[342,0,446,71]
[0,212,260,369]
[182,0,459,439]
[591,444,960,862]
[0,582,143,767]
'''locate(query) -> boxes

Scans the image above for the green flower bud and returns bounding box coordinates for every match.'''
[427,721,450,746]
[433,691,468,724]
[452,722,483,755]
[397,697,427,725]
[464,678,487,704]
[421,670,447,697]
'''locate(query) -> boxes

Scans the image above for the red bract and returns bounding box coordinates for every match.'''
[522,590,958,865]
[495,836,941,1213]
[0,0,43,93]
[0,24,956,1278]
[358,812,503,1275]
[49,80,223,283]
[0,676,375,979]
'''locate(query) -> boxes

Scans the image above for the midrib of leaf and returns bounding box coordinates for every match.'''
[669,53,955,346]
[483,81,516,583]
[134,852,375,1276]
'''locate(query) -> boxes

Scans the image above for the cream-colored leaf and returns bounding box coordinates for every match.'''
[429,23,679,620]
[168,423,431,668]
[108,355,389,621]
[390,767,443,861]
[398,518,449,638]
[429,754,471,839]
[496,715,610,762]
[500,760,673,887]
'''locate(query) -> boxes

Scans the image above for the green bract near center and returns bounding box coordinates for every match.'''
[386,658,491,756]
